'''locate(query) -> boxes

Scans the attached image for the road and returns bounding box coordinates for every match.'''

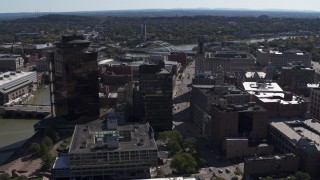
[170,60,244,180]
[2,105,51,113]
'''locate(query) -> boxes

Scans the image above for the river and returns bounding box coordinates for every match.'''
[0,119,39,164]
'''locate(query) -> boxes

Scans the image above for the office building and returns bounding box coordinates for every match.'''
[244,154,299,178]
[242,81,309,118]
[36,57,49,72]
[0,71,37,105]
[256,48,311,68]
[49,35,100,121]
[310,88,320,120]
[138,63,173,130]
[268,117,320,177]
[196,50,256,73]
[52,120,158,179]
[280,63,315,94]
[0,54,24,72]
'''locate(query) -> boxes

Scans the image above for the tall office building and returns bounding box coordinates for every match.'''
[49,35,100,121]
[138,63,173,130]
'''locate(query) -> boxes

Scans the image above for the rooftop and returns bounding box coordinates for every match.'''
[69,122,157,154]
[0,54,22,60]
[242,82,283,92]
[245,153,297,162]
[0,71,37,88]
[270,118,320,152]
[258,48,308,55]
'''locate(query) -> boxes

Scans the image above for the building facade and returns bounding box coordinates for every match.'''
[0,54,24,72]
[256,48,311,68]
[0,71,37,105]
[49,35,100,121]
[196,51,256,73]
[138,64,173,130]
[52,121,158,180]
[310,88,320,120]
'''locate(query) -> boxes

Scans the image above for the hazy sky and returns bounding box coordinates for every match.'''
[1,0,320,13]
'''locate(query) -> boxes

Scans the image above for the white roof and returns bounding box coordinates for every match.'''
[0,71,37,88]
[242,82,283,92]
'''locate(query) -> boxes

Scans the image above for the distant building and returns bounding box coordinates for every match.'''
[138,63,173,130]
[244,154,299,178]
[280,63,315,94]
[0,54,24,72]
[196,50,256,73]
[310,88,320,120]
[0,71,37,105]
[268,117,320,177]
[48,35,100,121]
[256,48,311,68]
[52,121,158,180]
[168,52,187,67]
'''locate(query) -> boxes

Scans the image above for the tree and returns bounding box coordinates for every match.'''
[29,143,41,156]
[41,153,56,171]
[52,132,60,143]
[167,140,182,155]
[17,175,28,180]
[42,136,53,149]
[170,152,197,175]
[295,171,310,180]
[0,173,10,180]
[182,137,196,152]
[159,130,183,144]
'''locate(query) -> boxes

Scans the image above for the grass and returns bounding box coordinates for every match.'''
[234,167,242,176]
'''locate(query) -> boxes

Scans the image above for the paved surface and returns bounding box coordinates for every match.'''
[170,60,244,180]
[2,105,51,113]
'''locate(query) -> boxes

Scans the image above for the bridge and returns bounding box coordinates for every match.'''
[1,104,51,119]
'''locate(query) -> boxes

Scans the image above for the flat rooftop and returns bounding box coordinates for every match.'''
[69,122,157,154]
[270,118,320,151]
[0,54,21,59]
[0,71,37,88]
[245,72,266,79]
[258,49,307,55]
[243,82,283,92]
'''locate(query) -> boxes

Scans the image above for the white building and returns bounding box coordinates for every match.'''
[0,54,24,72]
[256,48,311,68]
[310,88,320,120]
[0,71,37,105]
[196,51,256,73]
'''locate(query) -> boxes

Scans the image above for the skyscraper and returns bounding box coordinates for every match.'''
[49,35,100,121]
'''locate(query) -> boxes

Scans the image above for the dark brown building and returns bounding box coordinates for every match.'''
[49,35,100,121]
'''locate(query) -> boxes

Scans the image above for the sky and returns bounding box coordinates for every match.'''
[1,0,320,13]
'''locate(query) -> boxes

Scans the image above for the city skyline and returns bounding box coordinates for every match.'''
[1,0,320,13]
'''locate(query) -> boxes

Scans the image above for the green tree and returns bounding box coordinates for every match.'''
[170,152,197,175]
[159,130,183,144]
[42,136,53,149]
[182,137,196,152]
[29,143,41,156]
[0,173,10,180]
[41,153,56,171]
[52,132,60,143]
[17,175,28,180]
[167,140,182,155]
[295,171,311,180]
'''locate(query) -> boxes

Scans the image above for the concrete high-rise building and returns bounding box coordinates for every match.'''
[49,35,100,121]
[138,63,173,130]
[0,54,24,72]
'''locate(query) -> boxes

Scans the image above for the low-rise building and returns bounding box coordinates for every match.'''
[0,71,37,105]
[256,48,311,68]
[268,118,320,177]
[36,57,49,72]
[0,54,24,72]
[52,121,158,180]
[242,81,309,118]
[196,50,256,73]
[244,154,299,178]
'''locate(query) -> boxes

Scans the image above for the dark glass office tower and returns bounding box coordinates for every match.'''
[138,63,173,130]
[49,35,100,121]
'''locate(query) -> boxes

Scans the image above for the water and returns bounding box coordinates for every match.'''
[0,119,39,164]
[28,85,51,105]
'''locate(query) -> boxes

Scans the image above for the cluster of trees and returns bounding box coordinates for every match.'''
[1,14,320,46]
[29,128,60,171]
[0,173,29,180]
[159,130,198,175]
